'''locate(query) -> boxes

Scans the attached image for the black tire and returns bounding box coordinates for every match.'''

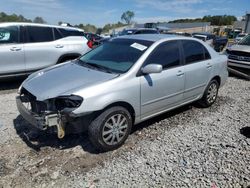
[198,79,219,108]
[88,106,132,152]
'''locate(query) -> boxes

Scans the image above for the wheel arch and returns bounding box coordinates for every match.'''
[211,75,221,86]
[101,101,136,124]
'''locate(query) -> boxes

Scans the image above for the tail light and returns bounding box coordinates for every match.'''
[87,41,93,49]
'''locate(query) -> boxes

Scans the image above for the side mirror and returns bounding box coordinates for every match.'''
[141,64,163,74]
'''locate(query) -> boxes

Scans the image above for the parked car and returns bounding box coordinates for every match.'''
[119,28,159,36]
[0,22,92,79]
[234,33,248,43]
[192,32,228,52]
[99,28,160,45]
[192,32,215,46]
[226,34,250,79]
[84,32,103,47]
[16,34,228,151]
[213,36,228,52]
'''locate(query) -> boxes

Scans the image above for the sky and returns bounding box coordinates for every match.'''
[0,0,250,27]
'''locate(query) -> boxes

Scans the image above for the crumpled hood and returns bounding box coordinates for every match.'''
[228,44,250,53]
[22,61,118,101]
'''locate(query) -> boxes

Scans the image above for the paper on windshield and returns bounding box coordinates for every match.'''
[130,43,148,51]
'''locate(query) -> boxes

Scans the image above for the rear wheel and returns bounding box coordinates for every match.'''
[88,106,132,152]
[198,79,219,107]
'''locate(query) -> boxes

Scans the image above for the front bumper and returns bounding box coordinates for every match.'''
[16,96,47,130]
[16,96,66,138]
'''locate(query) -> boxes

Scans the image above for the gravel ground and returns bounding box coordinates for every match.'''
[0,77,249,188]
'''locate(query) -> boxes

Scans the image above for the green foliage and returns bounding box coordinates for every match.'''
[74,23,97,33]
[102,21,127,33]
[33,16,46,23]
[121,11,135,24]
[0,12,32,22]
[168,15,237,26]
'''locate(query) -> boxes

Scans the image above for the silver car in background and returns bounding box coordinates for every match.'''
[16,34,228,151]
[0,22,92,79]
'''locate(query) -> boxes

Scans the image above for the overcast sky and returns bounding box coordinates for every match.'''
[1,0,249,26]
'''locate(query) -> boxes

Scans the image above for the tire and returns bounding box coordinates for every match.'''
[198,79,219,108]
[88,106,132,152]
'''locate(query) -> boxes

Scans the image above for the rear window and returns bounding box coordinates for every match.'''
[26,26,53,43]
[79,39,153,73]
[58,28,84,37]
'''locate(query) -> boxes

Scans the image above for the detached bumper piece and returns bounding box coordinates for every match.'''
[16,96,66,139]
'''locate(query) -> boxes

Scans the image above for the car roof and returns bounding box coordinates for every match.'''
[116,34,190,42]
[0,22,84,32]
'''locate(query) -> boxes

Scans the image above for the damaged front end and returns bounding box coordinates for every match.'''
[16,87,83,139]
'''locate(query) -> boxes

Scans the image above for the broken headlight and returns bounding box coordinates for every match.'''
[54,95,83,111]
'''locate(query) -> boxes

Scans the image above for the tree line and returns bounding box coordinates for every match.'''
[168,15,237,26]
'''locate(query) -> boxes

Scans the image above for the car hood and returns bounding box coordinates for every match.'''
[22,61,118,101]
[228,44,250,53]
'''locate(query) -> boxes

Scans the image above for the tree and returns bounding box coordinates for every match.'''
[121,11,135,25]
[33,17,46,24]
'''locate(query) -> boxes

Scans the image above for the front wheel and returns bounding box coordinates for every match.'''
[88,106,132,152]
[198,79,219,107]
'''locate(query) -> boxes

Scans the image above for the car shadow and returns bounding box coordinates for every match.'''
[13,104,193,154]
[13,115,98,154]
[0,77,26,91]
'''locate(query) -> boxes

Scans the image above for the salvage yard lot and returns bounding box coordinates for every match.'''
[0,77,249,188]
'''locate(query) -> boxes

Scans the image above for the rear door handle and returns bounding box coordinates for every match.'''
[10,47,22,51]
[55,44,64,48]
[176,70,184,77]
[206,63,212,68]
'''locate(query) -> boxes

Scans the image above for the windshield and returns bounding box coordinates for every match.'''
[238,35,250,46]
[78,39,153,73]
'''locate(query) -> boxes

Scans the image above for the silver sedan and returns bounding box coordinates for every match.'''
[17,34,228,151]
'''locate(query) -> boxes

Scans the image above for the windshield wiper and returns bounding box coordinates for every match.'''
[78,60,114,74]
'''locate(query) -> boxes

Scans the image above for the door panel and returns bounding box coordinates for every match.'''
[181,40,213,101]
[23,26,60,72]
[140,67,185,119]
[140,40,185,119]
[183,59,212,101]
[0,26,25,75]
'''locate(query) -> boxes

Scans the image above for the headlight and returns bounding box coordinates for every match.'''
[54,95,83,111]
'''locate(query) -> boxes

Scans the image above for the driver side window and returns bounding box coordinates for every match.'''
[144,40,181,69]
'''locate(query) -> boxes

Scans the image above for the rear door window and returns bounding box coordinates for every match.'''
[26,26,53,43]
[0,26,19,44]
[182,40,209,64]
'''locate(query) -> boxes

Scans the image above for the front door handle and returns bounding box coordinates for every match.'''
[10,47,22,51]
[176,70,184,77]
[55,44,64,48]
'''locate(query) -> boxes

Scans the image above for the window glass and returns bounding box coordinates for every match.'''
[144,41,181,69]
[58,28,84,37]
[182,40,205,64]
[26,26,53,43]
[0,26,19,44]
[204,47,211,60]
[54,28,63,40]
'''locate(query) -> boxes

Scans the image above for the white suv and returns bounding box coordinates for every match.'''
[0,22,92,79]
